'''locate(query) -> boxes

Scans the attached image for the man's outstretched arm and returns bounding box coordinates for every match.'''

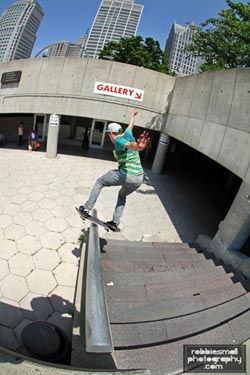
[127,108,139,130]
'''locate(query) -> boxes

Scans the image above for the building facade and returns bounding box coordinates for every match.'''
[83,0,143,59]
[0,0,44,62]
[47,39,87,58]
[165,22,198,76]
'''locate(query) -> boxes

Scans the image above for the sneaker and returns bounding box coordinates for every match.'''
[79,206,89,218]
[106,220,119,232]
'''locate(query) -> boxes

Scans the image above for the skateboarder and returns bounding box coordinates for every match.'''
[78,109,149,231]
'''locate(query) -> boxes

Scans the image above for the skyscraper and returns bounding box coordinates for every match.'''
[84,0,143,59]
[0,0,44,63]
[165,22,198,76]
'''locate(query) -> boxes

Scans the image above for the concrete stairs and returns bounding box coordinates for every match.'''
[100,240,250,375]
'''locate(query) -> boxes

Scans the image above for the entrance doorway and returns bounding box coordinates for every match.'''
[34,114,47,140]
[89,119,107,149]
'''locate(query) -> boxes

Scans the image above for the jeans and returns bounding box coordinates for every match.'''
[84,169,143,225]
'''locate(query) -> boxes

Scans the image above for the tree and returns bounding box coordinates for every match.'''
[186,0,250,71]
[99,36,172,74]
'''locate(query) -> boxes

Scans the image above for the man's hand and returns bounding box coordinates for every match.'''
[136,131,150,151]
[132,108,139,117]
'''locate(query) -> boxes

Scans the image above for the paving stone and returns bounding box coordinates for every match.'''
[0,239,17,260]
[40,231,65,249]
[2,203,21,215]
[62,227,82,244]
[13,211,32,225]
[2,188,18,197]
[58,243,80,264]
[0,258,9,281]
[65,214,83,228]
[4,224,26,241]
[0,196,10,208]
[0,214,12,229]
[0,326,19,350]
[49,288,75,313]
[53,262,78,287]
[122,226,144,241]
[49,182,65,190]
[21,200,39,212]
[18,186,33,194]
[17,235,41,255]
[25,220,47,236]
[14,319,32,347]
[1,274,28,301]
[11,194,27,204]
[33,184,50,192]
[53,205,72,218]
[0,298,23,328]
[32,207,53,221]
[9,253,34,277]
[46,217,68,232]
[60,188,75,197]
[28,191,44,202]
[0,229,3,240]
[20,292,54,320]
[26,269,57,295]
[39,198,56,209]
[44,189,61,199]
[33,248,60,270]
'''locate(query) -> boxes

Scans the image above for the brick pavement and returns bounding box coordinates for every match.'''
[0,147,181,353]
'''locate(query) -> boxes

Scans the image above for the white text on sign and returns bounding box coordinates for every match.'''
[94,82,144,102]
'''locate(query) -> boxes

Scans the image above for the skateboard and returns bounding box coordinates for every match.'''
[75,207,111,231]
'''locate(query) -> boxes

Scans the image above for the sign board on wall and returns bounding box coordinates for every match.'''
[1,71,22,84]
[94,81,144,102]
[49,113,60,127]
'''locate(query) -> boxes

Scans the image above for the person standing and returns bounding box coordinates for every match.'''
[28,128,38,150]
[78,109,149,231]
[82,126,90,149]
[18,122,24,146]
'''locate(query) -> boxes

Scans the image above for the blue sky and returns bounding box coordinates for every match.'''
[0,0,248,56]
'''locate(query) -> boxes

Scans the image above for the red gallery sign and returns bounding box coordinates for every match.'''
[94,81,144,102]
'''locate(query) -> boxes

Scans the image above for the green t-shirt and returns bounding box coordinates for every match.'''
[114,128,143,175]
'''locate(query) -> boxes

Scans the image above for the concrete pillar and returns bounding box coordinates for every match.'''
[151,133,170,174]
[208,180,250,256]
[46,114,60,159]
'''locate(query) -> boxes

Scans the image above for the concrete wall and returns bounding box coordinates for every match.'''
[165,68,250,183]
[0,57,175,132]
[1,58,250,183]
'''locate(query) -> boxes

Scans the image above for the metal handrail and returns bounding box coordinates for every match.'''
[85,210,113,353]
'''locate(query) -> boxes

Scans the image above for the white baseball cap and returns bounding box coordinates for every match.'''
[105,122,122,133]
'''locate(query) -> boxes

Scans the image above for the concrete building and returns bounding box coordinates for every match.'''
[0,0,44,63]
[0,57,250,279]
[165,21,198,76]
[34,35,88,58]
[47,41,85,58]
[84,0,143,59]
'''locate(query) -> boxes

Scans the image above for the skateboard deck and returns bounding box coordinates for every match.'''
[75,207,111,231]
